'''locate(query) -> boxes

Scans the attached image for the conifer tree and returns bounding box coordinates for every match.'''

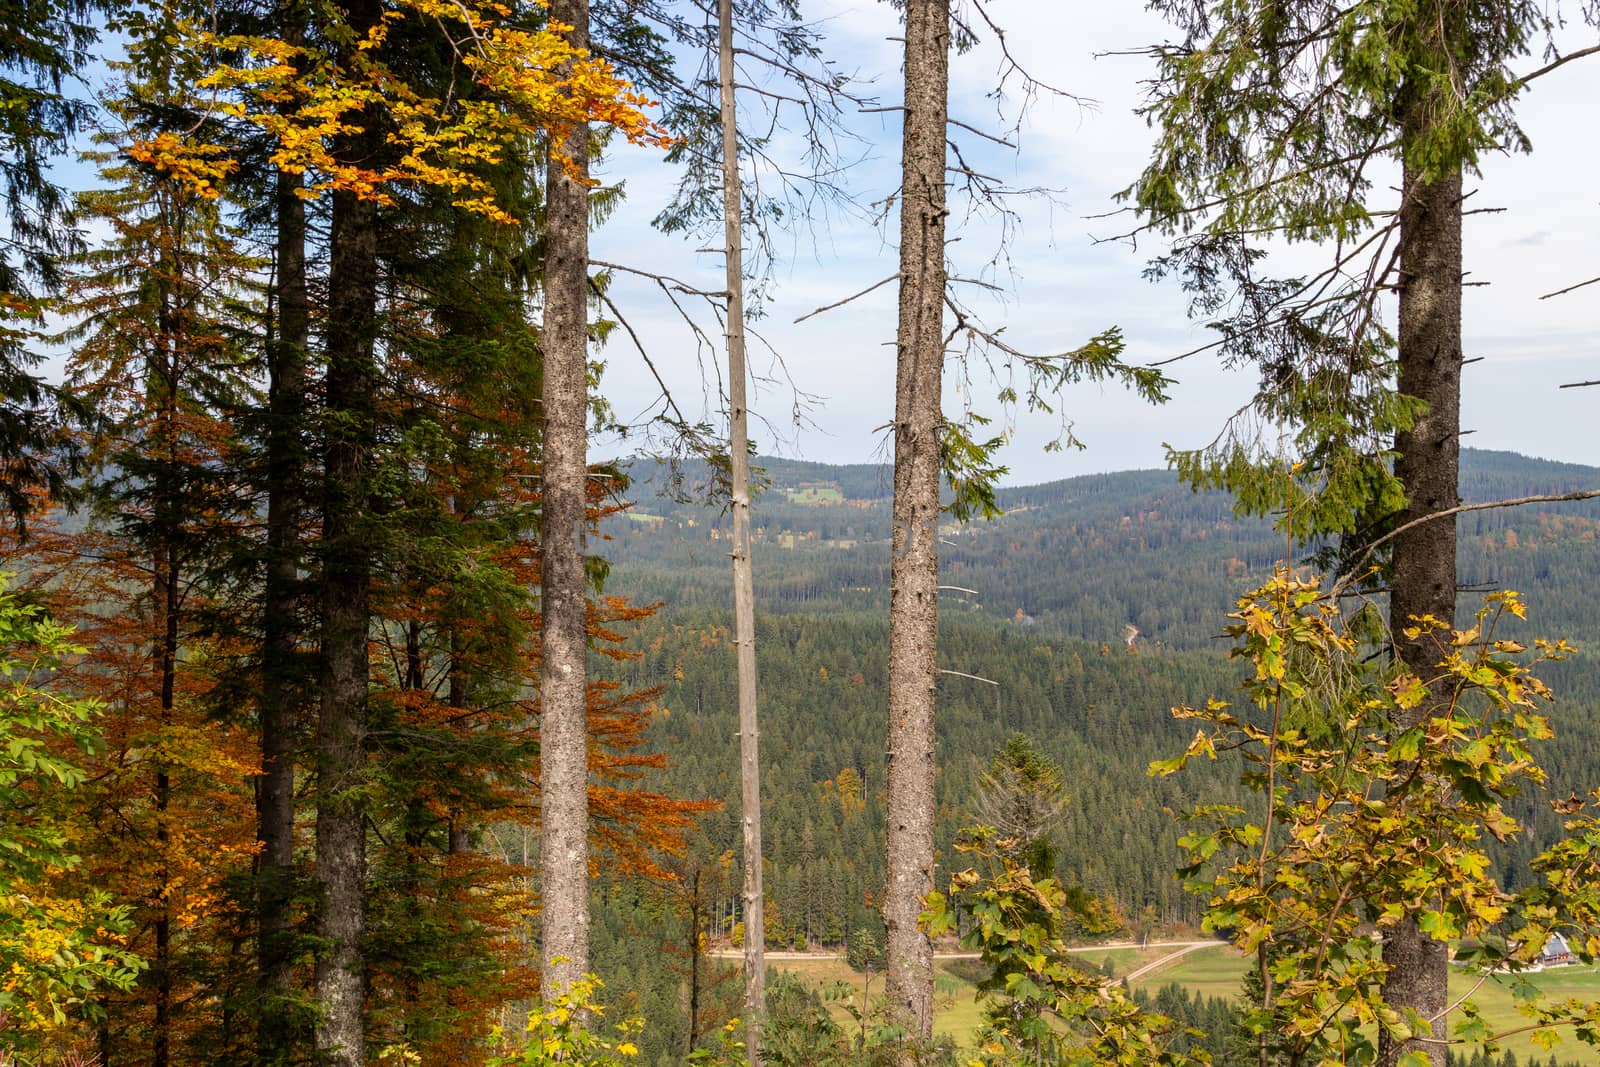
[714,0,766,1055]
[313,6,383,1057]
[0,0,106,524]
[1127,3,1595,1061]
[255,0,312,1054]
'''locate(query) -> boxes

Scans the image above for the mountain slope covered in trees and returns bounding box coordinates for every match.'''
[583,449,1600,1062]
[25,443,1589,1063]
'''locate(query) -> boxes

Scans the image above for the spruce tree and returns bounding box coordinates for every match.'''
[1127,4,1588,1061]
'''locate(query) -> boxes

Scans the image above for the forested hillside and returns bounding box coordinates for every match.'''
[582,450,1600,1063]
[602,449,1600,648]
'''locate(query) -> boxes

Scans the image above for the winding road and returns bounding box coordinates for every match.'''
[712,938,1229,980]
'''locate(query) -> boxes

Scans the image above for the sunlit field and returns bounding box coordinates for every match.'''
[1135,949,1600,1066]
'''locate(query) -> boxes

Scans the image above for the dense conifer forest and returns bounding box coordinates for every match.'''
[3,0,1599,1062]
[581,451,1600,1064]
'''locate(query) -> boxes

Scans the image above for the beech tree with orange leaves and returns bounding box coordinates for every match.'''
[19,45,268,1061]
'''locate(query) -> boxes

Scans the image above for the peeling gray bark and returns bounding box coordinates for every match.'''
[717,0,765,1057]
[539,0,593,1003]
[884,0,949,1045]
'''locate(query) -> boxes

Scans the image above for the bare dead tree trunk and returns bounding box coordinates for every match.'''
[539,0,593,1003]
[716,0,765,1058]
[258,40,308,1056]
[884,0,949,1045]
[1377,63,1464,1067]
[314,120,380,1065]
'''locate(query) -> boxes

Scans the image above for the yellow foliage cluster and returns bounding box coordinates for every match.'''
[123,134,238,200]
[137,0,670,221]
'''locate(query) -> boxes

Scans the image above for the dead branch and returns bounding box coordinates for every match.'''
[1516,43,1600,85]
[793,273,899,323]
[939,668,1000,686]
[859,105,1018,149]
[1539,275,1600,300]
[589,279,695,430]
[592,259,728,300]
[1331,489,1600,596]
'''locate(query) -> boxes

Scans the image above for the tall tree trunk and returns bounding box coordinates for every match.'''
[687,868,703,1056]
[884,0,949,1044]
[153,535,178,1067]
[258,59,309,1059]
[1378,56,1465,1067]
[717,0,764,1058]
[150,258,182,1067]
[314,165,380,1067]
[539,0,593,1003]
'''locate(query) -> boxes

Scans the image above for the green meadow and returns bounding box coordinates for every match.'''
[1134,950,1600,1066]
[773,945,1600,1064]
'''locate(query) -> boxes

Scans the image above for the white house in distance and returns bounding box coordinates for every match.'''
[1539,932,1574,967]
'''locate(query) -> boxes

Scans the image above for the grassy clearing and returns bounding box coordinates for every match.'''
[785,485,844,504]
[1071,944,1172,978]
[1446,966,1600,1066]
[770,945,1174,1044]
[774,947,1600,1064]
[1132,946,1250,1001]
[1133,949,1600,1065]
[766,957,985,1040]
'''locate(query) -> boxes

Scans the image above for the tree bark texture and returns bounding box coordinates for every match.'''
[152,288,181,1067]
[884,0,949,1044]
[314,171,379,1067]
[539,0,593,1002]
[717,0,765,1059]
[1377,98,1465,1067]
[258,76,309,1063]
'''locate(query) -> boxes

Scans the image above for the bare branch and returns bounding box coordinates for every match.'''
[939,668,1000,686]
[1516,43,1600,85]
[589,279,694,430]
[592,259,728,299]
[1539,274,1600,300]
[1331,489,1600,596]
[793,273,899,323]
[859,105,1018,149]
[965,0,1092,106]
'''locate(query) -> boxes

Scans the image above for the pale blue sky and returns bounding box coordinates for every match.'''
[590,1,1600,484]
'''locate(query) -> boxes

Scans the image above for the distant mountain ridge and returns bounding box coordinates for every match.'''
[607,448,1600,651]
